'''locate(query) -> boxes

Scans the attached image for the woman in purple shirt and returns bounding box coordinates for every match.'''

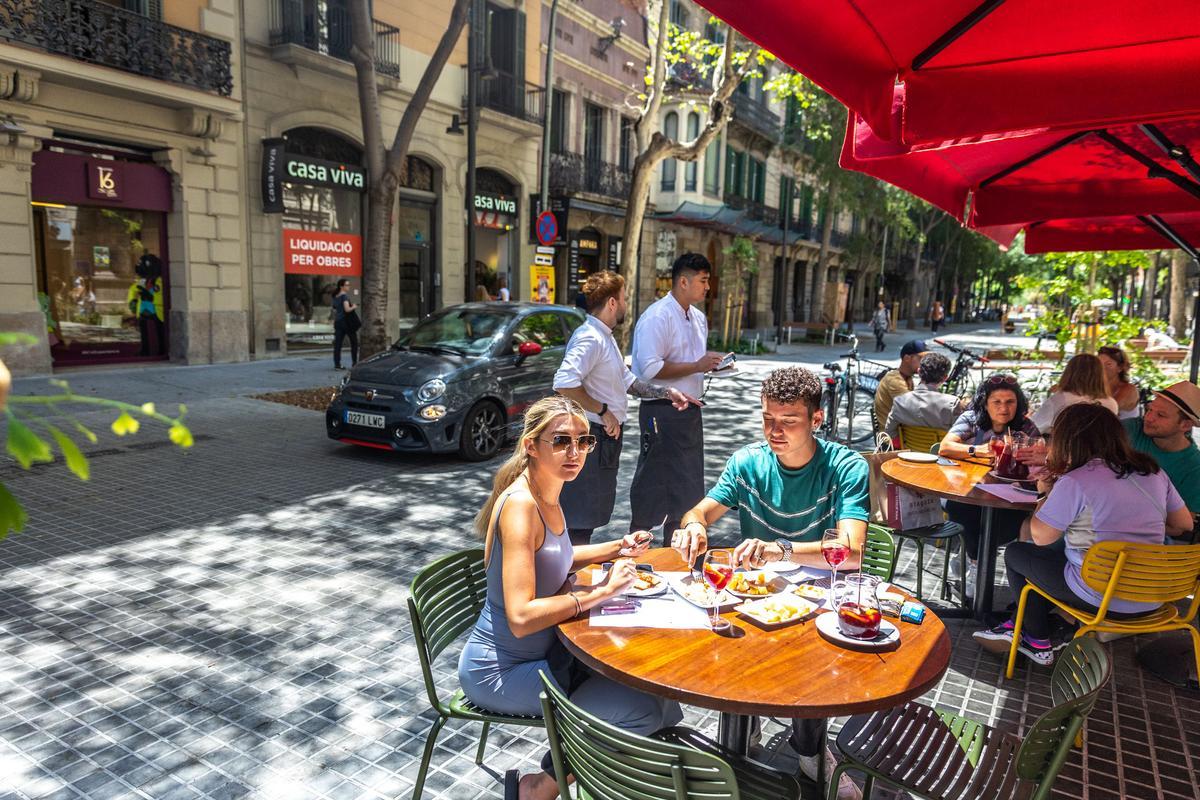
[974,404,1192,667]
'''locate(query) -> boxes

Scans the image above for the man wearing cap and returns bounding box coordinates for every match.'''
[1123,380,1200,533]
[874,339,927,430]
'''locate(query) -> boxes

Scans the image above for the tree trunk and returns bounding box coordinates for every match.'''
[1170,249,1190,336]
[360,182,397,351]
[907,238,925,329]
[618,150,658,348]
[811,181,837,324]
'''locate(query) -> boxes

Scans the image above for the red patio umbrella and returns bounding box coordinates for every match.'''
[695,0,1200,145]
[1019,212,1200,255]
[839,116,1200,230]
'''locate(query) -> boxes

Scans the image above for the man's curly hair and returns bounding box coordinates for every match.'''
[760,366,822,414]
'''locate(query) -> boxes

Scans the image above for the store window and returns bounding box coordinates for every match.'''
[473,168,519,300]
[279,127,365,351]
[32,144,172,365]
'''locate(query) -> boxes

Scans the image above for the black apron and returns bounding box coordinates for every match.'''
[629,401,704,531]
[559,421,623,530]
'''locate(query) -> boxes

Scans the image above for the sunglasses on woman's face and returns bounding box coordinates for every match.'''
[986,374,1019,386]
[540,434,598,453]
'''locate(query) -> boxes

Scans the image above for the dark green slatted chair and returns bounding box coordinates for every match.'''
[408,549,543,800]
[827,637,1110,800]
[539,672,801,800]
[862,525,898,582]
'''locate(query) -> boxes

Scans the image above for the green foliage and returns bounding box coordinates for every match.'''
[707,333,771,355]
[721,235,758,277]
[0,367,195,539]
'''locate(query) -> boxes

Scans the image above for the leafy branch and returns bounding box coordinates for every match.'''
[0,349,194,537]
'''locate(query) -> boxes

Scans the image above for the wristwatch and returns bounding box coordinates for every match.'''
[968,445,977,457]
[776,539,793,563]
[599,402,608,417]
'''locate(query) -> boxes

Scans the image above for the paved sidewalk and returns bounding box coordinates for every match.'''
[0,335,1196,800]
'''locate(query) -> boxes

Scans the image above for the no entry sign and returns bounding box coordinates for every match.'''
[536,210,558,246]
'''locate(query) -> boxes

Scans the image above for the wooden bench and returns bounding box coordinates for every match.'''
[784,322,834,344]
[1126,338,1190,364]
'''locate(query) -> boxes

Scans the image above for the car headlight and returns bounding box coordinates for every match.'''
[419,405,447,420]
[417,378,446,403]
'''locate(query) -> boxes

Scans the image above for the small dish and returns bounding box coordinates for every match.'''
[669,574,737,610]
[726,570,789,599]
[815,612,900,650]
[792,583,830,605]
[898,451,939,464]
[735,594,819,629]
[623,570,668,598]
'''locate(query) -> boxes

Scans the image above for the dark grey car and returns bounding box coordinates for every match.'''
[325,302,585,460]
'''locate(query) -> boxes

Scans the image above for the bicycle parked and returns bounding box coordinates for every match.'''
[817,333,891,445]
[934,338,989,399]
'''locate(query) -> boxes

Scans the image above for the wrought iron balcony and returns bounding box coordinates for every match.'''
[478,72,544,125]
[270,0,399,78]
[549,151,630,200]
[731,93,781,141]
[0,0,233,95]
[723,192,769,222]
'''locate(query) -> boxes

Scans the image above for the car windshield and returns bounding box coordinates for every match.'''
[395,308,513,356]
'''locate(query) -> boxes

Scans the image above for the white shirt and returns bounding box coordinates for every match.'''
[630,292,708,399]
[1030,391,1119,433]
[497,287,510,302]
[553,315,636,425]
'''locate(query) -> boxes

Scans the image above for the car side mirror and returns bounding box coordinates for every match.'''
[515,341,542,365]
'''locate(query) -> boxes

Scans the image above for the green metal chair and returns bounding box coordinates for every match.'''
[408,549,544,800]
[827,637,1111,800]
[862,525,898,582]
[539,672,801,800]
[890,520,967,604]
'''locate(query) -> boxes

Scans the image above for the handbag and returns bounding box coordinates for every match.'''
[343,309,362,333]
[864,433,898,526]
[885,484,944,530]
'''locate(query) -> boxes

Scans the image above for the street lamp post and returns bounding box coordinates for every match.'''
[465,0,479,305]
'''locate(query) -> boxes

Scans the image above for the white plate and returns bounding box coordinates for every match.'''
[735,594,819,629]
[815,611,900,650]
[623,571,669,598]
[897,451,939,463]
[669,574,737,610]
[725,570,790,600]
[792,582,831,607]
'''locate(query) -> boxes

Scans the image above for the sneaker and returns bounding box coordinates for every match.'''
[797,746,862,800]
[974,622,1055,667]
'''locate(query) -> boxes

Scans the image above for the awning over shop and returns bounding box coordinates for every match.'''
[653,201,809,246]
[695,0,1200,145]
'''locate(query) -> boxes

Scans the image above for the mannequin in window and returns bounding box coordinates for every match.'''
[127,254,164,356]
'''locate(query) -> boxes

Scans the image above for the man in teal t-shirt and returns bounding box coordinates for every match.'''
[1123,381,1200,534]
[669,366,869,800]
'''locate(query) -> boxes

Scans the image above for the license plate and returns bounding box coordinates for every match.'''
[345,410,385,429]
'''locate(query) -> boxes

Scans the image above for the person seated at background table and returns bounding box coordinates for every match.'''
[874,339,928,427]
[883,352,966,445]
[1029,353,1117,435]
[1097,345,1140,419]
[938,375,1041,598]
[670,365,868,800]
[458,396,682,800]
[973,403,1192,667]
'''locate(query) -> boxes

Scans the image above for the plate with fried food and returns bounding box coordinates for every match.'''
[735,594,820,629]
[623,568,668,598]
[726,570,789,599]
[792,582,830,606]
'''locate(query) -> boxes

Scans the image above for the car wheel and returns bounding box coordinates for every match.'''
[460,401,505,461]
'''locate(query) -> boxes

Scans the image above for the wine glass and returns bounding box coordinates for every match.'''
[701,549,733,633]
[821,529,850,591]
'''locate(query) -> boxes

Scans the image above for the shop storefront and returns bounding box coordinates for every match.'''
[473,169,520,300]
[567,227,603,301]
[31,142,171,366]
[398,155,440,328]
[262,129,366,351]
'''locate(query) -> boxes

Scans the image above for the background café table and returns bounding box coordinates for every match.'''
[558,548,951,786]
[881,456,1037,620]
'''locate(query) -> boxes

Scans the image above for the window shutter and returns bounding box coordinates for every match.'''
[513,10,526,115]
[147,0,162,19]
[471,0,487,73]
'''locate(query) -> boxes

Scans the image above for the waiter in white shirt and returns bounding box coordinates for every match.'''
[554,270,696,546]
[629,254,725,534]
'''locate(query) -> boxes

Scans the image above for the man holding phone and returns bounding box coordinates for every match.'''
[629,253,727,536]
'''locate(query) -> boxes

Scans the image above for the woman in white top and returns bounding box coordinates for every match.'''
[1097,345,1140,419]
[1030,353,1118,434]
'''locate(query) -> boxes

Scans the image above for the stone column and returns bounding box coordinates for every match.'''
[0,120,53,375]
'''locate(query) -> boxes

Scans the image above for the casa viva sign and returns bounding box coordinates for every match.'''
[261,138,367,213]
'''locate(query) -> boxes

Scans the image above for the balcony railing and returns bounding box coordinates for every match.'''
[270,0,399,78]
[723,193,769,223]
[731,93,781,141]
[0,0,233,95]
[478,72,544,125]
[549,151,630,200]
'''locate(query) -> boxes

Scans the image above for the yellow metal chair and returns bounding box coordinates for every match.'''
[896,424,947,455]
[1007,541,1200,680]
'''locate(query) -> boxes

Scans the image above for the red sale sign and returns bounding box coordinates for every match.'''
[282,229,362,276]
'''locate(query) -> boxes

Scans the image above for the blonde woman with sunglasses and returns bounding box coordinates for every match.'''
[458,395,682,800]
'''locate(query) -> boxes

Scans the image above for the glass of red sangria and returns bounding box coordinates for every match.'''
[701,549,733,632]
[821,529,850,592]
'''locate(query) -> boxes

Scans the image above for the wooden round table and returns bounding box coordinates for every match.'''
[558,548,951,783]
[881,455,1036,620]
